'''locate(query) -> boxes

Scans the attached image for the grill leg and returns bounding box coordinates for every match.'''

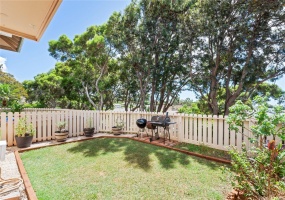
[163,127,166,144]
[164,127,170,144]
[137,128,145,138]
[167,126,170,141]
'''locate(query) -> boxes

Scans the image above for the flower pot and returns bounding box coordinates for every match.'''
[83,127,95,137]
[15,135,33,148]
[54,131,69,142]
[112,126,122,135]
[112,127,122,132]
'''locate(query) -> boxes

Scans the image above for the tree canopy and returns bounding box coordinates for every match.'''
[185,0,285,115]
[24,0,285,113]
[0,71,27,107]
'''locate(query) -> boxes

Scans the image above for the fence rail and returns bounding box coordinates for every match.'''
[0,110,283,150]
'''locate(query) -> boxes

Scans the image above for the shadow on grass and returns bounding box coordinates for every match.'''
[67,138,222,171]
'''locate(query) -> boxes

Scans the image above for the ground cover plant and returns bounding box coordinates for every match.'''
[20,138,231,199]
[173,143,231,161]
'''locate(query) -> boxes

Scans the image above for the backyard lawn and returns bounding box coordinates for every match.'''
[20,138,232,199]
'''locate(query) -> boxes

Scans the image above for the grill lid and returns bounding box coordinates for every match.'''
[136,118,147,128]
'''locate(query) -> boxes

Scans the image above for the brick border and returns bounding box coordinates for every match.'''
[14,135,231,199]
[130,137,231,164]
[14,151,37,200]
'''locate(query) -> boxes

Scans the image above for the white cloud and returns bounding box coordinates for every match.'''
[0,57,8,72]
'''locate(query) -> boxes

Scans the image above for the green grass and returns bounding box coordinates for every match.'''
[173,143,231,161]
[20,138,231,200]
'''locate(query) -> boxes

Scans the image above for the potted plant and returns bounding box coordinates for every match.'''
[112,118,124,135]
[54,121,69,142]
[83,117,95,137]
[15,117,35,148]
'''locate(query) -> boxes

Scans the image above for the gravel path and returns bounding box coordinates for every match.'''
[0,148,27,200]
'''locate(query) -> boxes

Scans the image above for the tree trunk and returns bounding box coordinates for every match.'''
[150,80,156,112]
[83,83,96,108]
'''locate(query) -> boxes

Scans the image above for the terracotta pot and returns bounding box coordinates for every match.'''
[15,135,33,148]
[112,126,122,135]
[54,131,69,142]
[112,127,122,132]
[83,127,95,137]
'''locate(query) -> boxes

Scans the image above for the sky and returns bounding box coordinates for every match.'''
[0,0,131,81]
[0,0,284,101]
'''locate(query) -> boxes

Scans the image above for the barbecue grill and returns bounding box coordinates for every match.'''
[136,118,147,138]
[148,112,176,143]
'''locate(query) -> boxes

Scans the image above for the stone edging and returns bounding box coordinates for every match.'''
[14,135,231,199]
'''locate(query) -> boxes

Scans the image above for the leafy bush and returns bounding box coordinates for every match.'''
[9,100,24,113]
[15,117,36,137]
[84,117,94,128]
[226,95,285,199]
[178,103,201,114]
[23,102,45,108]
[56,121,67,132]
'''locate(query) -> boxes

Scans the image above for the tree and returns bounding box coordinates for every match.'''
[0,84,11,107]
[185,0,285,115]
[192,83,285,114]
[54,62,92,109]
[23,70,64,108]
[49,25,118,110]
[107,0,195,112]
[0,71,27,102]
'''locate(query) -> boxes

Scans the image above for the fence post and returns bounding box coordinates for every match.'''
[177,113,184,142]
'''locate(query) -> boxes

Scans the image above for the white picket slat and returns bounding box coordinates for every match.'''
[197,115,202,144]
[42,112,47,141]
[212,115,218,148]
[0,112,6,140]
[7,112,14,146]
[223,116,230,147]
[202,115,208,144]
[218,115,224,147]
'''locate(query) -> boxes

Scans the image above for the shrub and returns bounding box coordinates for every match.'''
[15,117,36,137]
[9,100,24,113]
[226,95,285,199]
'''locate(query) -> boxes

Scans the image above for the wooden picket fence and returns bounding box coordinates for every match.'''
[0,110,99,146]
[0,110,284,150]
